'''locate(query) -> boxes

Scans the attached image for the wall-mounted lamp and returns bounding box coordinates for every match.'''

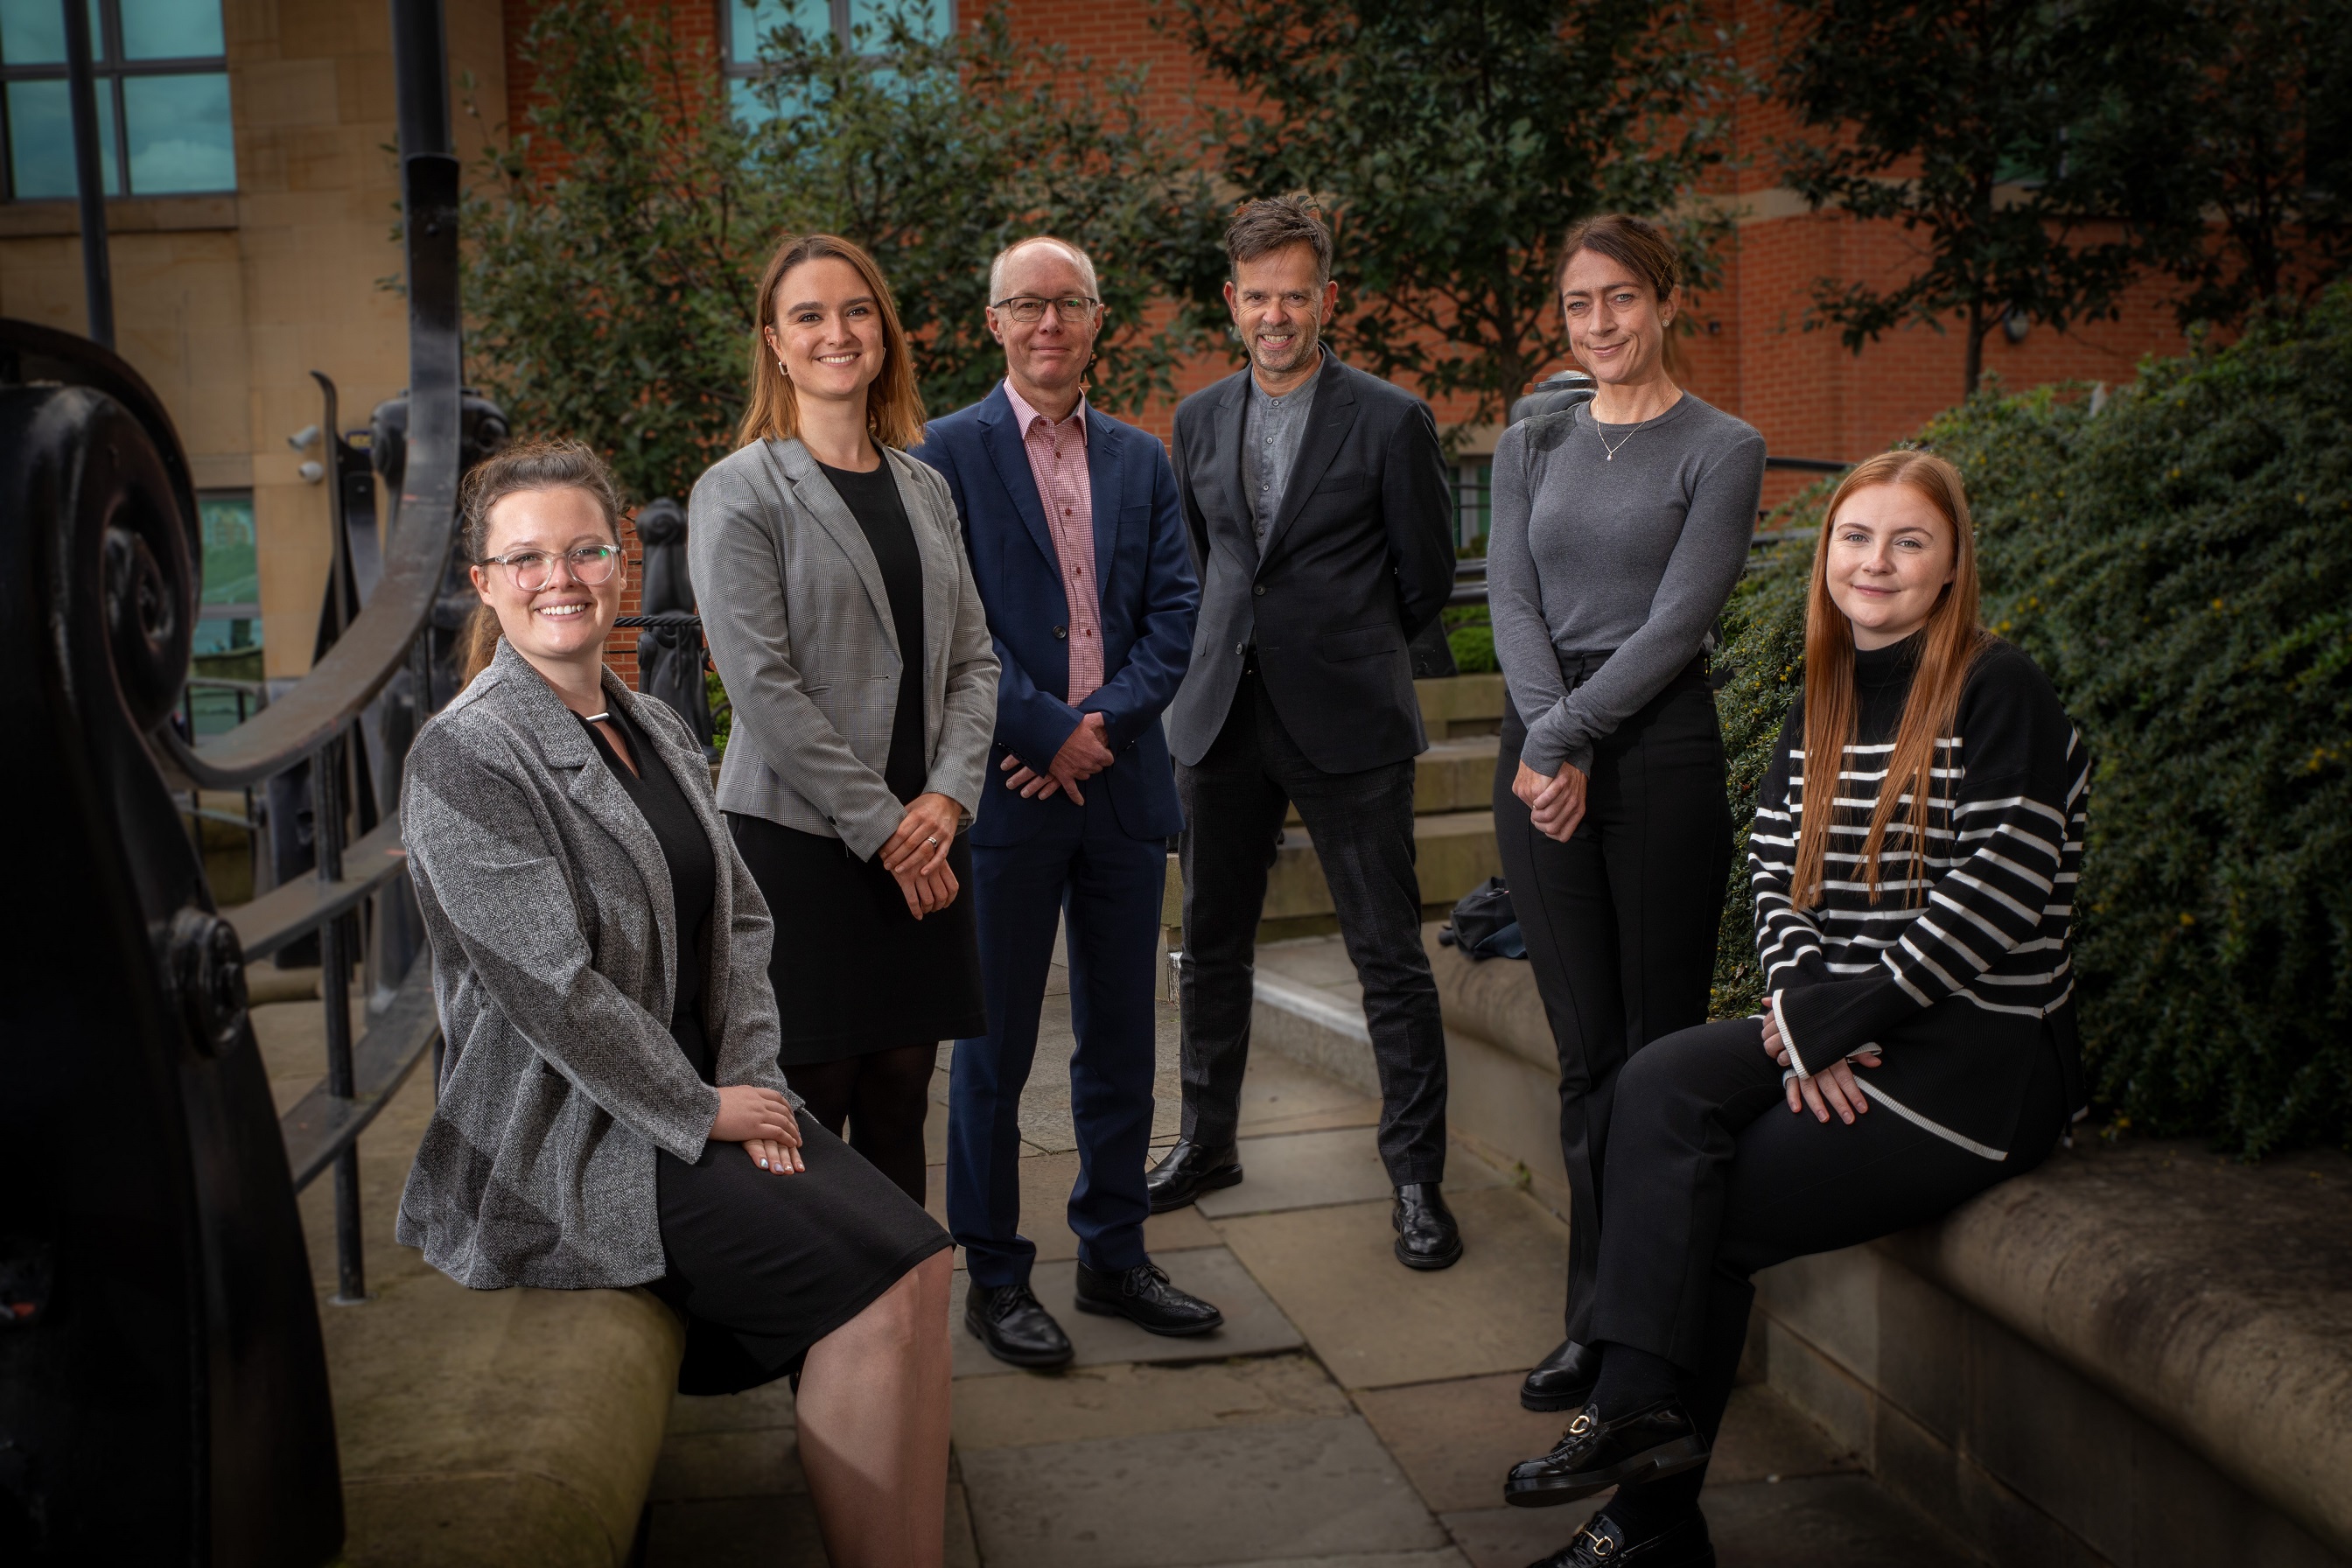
[2002,310,2032,346]
[298,460,326,484]
[287,424,321,452]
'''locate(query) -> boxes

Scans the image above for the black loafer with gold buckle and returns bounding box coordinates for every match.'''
[1523,1509,1715,1566]
[1503,1398,1710,1507]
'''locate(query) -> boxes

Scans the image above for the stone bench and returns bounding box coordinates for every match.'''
[1250,934,2352,1568]
[262,1004,684,1566]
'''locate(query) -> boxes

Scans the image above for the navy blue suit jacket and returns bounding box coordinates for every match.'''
[915,386,1199,846]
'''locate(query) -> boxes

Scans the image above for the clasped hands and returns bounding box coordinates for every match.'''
[712,1083,804,1175]
[1000,710,1114,805]
[878,791,962,920]
[1511,759,1590,843]
[1760,998,1882,1125]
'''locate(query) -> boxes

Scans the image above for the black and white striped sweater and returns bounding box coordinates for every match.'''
[1749,634,2089,1154]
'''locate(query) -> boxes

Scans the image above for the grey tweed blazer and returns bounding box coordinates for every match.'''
[396,637,797,1291]
[689,438,999,859]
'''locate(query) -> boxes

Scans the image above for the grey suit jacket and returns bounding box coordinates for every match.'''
[689,438,999,858]
[395,637,797,1291]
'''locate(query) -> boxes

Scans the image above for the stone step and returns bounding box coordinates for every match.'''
[1415,671,1506,739]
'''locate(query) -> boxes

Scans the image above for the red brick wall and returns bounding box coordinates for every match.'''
[500,0,2199,498]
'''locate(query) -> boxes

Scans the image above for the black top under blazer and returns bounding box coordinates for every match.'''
[1165,352,1457,774]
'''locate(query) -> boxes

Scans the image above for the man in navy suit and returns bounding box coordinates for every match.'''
[915,235,1216,1369]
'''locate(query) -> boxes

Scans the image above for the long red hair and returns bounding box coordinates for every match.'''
[1790,451,1988,908]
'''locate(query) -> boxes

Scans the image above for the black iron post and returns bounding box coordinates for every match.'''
[60,0,114,348]
[310,732,368,1303]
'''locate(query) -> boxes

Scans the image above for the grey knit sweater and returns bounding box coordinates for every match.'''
[1487,392,1766,776]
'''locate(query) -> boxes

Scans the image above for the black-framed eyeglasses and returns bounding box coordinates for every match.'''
[480,545,623,592]
[991,295,1102,324]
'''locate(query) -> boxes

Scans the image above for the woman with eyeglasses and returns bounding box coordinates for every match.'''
[690,233,1000,1211]
[403,438,955,1568]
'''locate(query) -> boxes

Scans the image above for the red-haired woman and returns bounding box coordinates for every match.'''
[1499,451,2090,1567]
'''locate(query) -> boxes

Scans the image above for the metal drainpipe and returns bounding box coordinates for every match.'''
[60,0,114,347]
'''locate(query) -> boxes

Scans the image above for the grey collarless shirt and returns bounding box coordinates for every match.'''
[1242,361,1320,544]
[1486,392,1767,777]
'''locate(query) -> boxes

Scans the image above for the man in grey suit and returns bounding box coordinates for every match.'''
[1147,195,1464,1270]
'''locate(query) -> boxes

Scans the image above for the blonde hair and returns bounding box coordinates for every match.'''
[1789,450,1987,908]
[737,233,926,452]
[458,439,626,686]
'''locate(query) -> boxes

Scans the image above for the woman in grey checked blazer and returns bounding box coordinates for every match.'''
[398,440,954,1567]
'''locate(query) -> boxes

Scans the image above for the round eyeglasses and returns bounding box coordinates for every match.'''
[480,544,623,592]
[991,295,1102,324]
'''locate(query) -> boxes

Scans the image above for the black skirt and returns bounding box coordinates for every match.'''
[650,1108,951,1395]
[728,811,988,1064]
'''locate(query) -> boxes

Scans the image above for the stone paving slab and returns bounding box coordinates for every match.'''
[1199,1127,1503,1218]
[953,1354,1352,1450]
[959,1414,1449,1567]
[950,1247,1305,1379]
[1235,1049,1383,1138]
[666,1378,798,1437]
[925,1151,1223,1261]
[1215,1187,1567,1390]
[1353,1374,1578,1515]
[642,1493,830,1566]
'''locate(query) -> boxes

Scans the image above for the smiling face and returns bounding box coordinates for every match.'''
[1558,247,1677,389]
[469,486,623,670]
[987,240,1102,407]
[765,255,886,410]
[1824,482,1958,649]
[1225,243,1340,385]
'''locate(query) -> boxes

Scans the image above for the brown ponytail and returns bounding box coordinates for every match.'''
[456,438,628,690]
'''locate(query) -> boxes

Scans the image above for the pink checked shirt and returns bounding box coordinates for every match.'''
[1003,379,1103,704]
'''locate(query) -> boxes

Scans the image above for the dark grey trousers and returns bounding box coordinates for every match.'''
[1176,668,1448,1184]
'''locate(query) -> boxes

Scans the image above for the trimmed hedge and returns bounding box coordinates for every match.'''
[1710,289,2352,1155]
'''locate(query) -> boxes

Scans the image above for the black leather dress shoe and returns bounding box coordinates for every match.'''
[1504,1398,1709,1507]
[1073,1260,1225,1335]
[1393,1182,1464,1270]
[1525,1509,1715,1567]
[963,1282,1073,1369]
[1521,1339,1602,1411]
[1145,1139,1243,1214]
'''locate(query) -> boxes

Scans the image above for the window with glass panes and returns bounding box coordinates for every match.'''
[1455,460,1492,550]
[721,0,953,122]
[0,0,233,201]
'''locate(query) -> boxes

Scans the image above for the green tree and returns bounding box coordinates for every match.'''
[2135,0,2352,329]
[1773,0,2178,396]
[738,6,1227,416]
[1167,0,1742,428]
[462,2,761,503]
[461,2,1226,502]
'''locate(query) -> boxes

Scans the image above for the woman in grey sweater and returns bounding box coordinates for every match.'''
[1485,214,1766,1424]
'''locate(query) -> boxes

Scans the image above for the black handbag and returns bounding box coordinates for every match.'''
[1438,876,1526,961]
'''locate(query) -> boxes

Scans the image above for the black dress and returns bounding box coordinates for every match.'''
[726,457,987,1063]
[579,702,950,1395]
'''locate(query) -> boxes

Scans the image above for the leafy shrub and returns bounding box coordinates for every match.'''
[1710,288,2352,1154]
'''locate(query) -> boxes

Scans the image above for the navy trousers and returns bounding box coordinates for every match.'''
[949,790,1166,1289]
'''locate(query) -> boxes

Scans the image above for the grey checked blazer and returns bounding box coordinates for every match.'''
[689,438,999,858]
[396,638,797,1290]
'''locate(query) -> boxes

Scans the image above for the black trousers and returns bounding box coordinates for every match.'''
[1586,1016,2067,1508]
[1494,661,1732,1343]
[1178,668,1448,1183]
